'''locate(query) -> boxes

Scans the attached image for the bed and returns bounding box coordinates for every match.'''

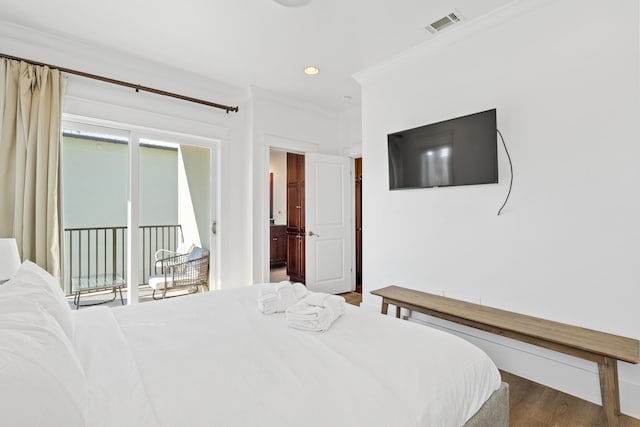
[0,262,508,427]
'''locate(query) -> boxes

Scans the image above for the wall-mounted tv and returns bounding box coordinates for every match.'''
[388,109,497,190]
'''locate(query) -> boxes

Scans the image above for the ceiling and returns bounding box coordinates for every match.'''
[0,0,515,111]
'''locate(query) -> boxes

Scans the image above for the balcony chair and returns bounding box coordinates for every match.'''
[148,246,210,300]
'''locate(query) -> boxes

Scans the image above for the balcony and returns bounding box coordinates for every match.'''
[64,224,187,305]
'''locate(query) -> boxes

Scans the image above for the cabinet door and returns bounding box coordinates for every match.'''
[270,236,278,265]
[286,233,305,283]
[286,153,305,233]
[275,233,286,263]
[287,184,301,232]
[286,233,298,277]
[271,226,286,266]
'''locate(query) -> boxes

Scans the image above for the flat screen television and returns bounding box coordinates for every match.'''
[388,109,497,190]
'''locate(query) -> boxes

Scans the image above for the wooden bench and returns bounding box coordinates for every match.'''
[370,285,640,427]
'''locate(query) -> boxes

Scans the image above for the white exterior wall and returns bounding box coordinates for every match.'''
[63,137,179,228]
[178,145,211,249]
[357,0,640,418]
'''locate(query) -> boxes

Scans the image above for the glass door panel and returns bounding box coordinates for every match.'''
[138,137,213,300]
[61,124,130,303]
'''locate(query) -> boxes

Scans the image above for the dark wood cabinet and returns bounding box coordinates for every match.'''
[270,225,286,266]
[286,153,305,234]
[286,232,305,283]
[286,152,305,283]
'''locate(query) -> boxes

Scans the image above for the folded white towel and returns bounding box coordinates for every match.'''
[258,294,278,315]
[285,293,345,331]
[257,282,309,315]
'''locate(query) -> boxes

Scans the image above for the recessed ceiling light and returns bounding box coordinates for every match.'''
[274,0,312,7]
[303,66,320,76]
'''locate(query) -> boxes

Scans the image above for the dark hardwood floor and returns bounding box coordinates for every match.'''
[339,291,362,307]
[502,370,640,427]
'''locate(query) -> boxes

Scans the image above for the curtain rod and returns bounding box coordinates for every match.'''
[1,52,239,114]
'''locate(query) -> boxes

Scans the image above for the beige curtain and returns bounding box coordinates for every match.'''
[0,58,67,278]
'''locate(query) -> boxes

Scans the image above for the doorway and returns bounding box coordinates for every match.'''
[266,148,355,295]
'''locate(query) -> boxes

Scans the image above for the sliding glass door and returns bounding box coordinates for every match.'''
[61,120,216,304]
[61,124,130,299]
[138,137,213,300]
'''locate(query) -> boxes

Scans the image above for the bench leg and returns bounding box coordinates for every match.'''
[118,286,124,305]
[381,301,389,315]
[598,357,620,427]
[395,305,401,319]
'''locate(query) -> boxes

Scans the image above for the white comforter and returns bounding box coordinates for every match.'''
[72,286,501,427]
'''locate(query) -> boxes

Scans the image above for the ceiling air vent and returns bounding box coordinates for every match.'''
[425,10,464,34]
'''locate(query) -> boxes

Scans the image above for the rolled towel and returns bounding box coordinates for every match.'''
[258,294,278,315]
[275,285,298,312]
[286,293,345,331]
[257,282,309,314]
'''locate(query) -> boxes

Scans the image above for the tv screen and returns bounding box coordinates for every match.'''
[388,109,497,190]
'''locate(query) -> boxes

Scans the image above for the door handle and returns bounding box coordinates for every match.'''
[308,231,319,237]
[211,221,217,235]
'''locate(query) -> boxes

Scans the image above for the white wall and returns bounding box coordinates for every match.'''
[269,150,287,226]
[178,145,210,249]
[250,89,348,283]
[357,0,640,418]
[339,106,363,157]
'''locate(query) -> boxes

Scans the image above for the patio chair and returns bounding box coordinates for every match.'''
[148,246,210,299]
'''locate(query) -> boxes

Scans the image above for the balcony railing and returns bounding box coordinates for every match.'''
[64,224,184,296]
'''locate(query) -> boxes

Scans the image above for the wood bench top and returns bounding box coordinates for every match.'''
[371,285,639,364]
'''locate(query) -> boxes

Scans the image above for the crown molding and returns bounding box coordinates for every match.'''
[0,19,245,104]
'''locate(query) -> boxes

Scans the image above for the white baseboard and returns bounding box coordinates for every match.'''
[404,311,640,419]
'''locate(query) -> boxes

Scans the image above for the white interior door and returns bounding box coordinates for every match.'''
[305,153,353,294]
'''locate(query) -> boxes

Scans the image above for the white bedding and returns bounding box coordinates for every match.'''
[72,285,501,427]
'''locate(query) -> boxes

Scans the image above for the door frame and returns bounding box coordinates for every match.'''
[62,114,222,300]
[261,134,357,288]
[262,135,317,283]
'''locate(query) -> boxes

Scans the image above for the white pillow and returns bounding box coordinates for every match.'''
[1,261,74,339]
[0,305,88,427]
[176,241,195,254]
